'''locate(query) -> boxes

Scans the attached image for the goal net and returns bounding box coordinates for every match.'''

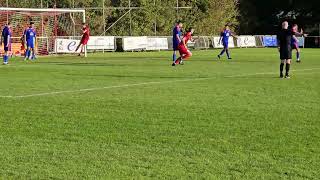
[0,7,86,56]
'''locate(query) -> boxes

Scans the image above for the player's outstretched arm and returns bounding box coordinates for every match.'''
[191,35,199,42]
[300,29,308,37]
[293,31,306,37]
[183,38,187,48]
[292,35,298,42]
[176,33,181,43]
[231,32,238,39]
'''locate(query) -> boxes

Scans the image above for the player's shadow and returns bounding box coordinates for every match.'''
[224,76,280,79]
[104,57,165,60]
[59,63,127,67]
[36,61,66,64]
[36,62,127,67]
[65,73,202,79]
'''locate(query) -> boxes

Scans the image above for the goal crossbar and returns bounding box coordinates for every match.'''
[0,7,85,14]
[0,7,87,57]
[0,7,86,23]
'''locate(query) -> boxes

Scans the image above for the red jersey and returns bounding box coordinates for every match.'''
[82,26,90,40]
[179,32,192,45]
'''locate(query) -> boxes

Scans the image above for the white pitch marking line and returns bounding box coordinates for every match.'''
[0,78,212,98]
[0,68,319,98]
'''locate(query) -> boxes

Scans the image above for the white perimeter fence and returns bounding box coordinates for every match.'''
[1,35,319,56]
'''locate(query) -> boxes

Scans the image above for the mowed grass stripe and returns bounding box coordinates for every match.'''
[0,48,319,179]
[0,67,319,98]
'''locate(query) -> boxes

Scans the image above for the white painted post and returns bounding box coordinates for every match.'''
[82,10,87,57]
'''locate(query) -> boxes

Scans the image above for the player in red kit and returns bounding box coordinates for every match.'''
[21,26,28,57]
[172,27,194,66]
[75,23,90,56]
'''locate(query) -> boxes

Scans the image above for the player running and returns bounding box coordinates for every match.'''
[277,21,304,78]
[24,22,37,61]
[291,24,304,63]
[217,24,237,60]
[75,23,90,56]
[172,27,194,66]
[172,20,183,62]
[1,22,12,65]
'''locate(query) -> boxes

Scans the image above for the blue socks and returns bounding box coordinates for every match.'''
[25,50,29,59]
[3,55,8,64]
[297,52,300,60]
[226,50,230,59]
[32,53,36,60]
[173,53,176,62]
[27,50,31,59]
[24,50,36,60]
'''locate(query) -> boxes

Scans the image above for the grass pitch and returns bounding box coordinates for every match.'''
[0,48,319,179]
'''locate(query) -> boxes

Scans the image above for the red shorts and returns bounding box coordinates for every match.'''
[80,37,89,45]
[21,43,25,51]
[178,45,192,56]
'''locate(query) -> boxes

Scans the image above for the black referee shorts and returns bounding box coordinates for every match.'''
[280,45,292,60]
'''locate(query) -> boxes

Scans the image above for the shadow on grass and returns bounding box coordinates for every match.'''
[36,62,127,67]
[224,76,280,79]
[57,63,128,67]
[65,73,209,79]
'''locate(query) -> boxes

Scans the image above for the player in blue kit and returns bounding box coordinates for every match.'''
[172,21,183,63]
[1,22,11,65]
[24,22,37,61]
[217,24,237,60]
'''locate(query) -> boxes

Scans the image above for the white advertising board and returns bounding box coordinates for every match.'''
[213,37,235,48]
[87,36,115,50]
[123,36,148,51]
[146,38,168,50]
[237,36,256,47]
[55,39,81,53]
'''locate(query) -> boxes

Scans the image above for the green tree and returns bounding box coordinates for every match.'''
[1,0,239,36]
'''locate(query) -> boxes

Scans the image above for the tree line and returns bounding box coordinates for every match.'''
[1,0,319,35]
[0,0,238,36]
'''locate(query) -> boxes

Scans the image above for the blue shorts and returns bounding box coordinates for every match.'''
[173,40,179,51]
[223,41,229,48]
[3,44,10,51]
[27,42,35,49]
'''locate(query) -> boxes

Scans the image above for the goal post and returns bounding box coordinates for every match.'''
[0,7,87,57]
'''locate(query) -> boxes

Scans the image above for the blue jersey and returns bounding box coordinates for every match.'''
[2,26,11,46]
[291,37,298,44]
[221,30,231,43]
[25,28,36,45]
[172,25,182,43]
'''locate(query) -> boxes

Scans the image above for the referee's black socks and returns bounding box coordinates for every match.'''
[285,63,290,76]
[280,63,284,75]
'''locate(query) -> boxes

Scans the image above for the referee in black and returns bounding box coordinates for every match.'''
[277,21,303,78]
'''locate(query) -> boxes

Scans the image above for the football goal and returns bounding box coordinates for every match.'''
[0,7,86,57]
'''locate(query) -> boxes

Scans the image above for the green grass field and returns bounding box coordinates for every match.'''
[0,48,319,179]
